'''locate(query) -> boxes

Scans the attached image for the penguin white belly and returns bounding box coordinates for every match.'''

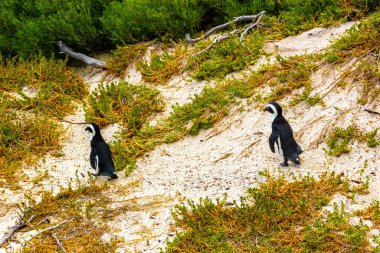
[95,155,99,174]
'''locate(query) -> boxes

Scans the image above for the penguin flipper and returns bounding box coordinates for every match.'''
[269,131,279,153]
[90,147,97,170]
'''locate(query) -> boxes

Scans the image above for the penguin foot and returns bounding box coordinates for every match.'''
[280,162,289,167]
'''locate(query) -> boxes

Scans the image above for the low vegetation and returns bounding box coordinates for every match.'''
[19,180,119,253]
[106,44,147,78]
[85,81,165,131]
[1,0,378,58]
[165,172,375,252]
[138,45,189,84]
[326,125,379,157]
[325,11,380,105]
[0,55,87,116]
[1,178,168,252]
[0,110,63,180]
[0,55,87,185]
[187,31,265,80]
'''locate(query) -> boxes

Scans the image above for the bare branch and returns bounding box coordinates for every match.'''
[189,11,265,57]
[0,208,34,247]
[239,11,265,42]
[57,41,106,68]
[192,30,238,57]
[21,219,70,249]
[186,11,265,43]
[51,233,66,253]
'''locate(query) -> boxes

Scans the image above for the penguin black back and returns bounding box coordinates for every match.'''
[264,102,302,166]
[85,123,118,180]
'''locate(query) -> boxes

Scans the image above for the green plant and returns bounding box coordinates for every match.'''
[85,81,165,132]
[0,109,63,179]
[326,11,380,63]
[188,31,265,80]
[326,125,379,156]
[165,172,372,252]
[0,55,87,116]
[326,125,357,157]
[138,45,188,85]
[107,43,147,77]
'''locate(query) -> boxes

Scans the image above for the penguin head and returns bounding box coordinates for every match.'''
[263,101,282,120]
[85,123,101,141]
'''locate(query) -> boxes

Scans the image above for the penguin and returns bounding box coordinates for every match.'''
[263,102,302,167]
[85,123,118,180]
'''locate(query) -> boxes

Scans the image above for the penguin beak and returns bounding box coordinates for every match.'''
[263,106,270,112]
[85,126,90,132]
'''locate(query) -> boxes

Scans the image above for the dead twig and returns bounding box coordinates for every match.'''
[57,41,106,68]
[51,233,66,253]
[364,109,380,115]
[0,208,34,247]
[235,139,260,161]
[186,11,265,43]
[212,153,233,164]
[21,219,70,249]
[188,11,265,57]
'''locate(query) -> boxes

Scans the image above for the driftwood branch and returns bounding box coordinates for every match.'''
[57,41,106,68]
[0,209,34,247]
[240,12,264,42]
[187,11,265,57]
[186,11,265,43]
[51,233,66,253]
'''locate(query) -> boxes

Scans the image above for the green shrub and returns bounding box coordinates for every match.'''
[138,45,188,84]
[85,81,165,132]
[1,0,378,58]
[101,0,203,44]
[166,172,371,252]
[0,106,63,176]
[0,55,87,116]
[107,43,147,77]
[0,0,110,58]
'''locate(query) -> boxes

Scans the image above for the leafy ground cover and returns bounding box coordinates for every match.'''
[0,56,87,185]
[165,172,376,252]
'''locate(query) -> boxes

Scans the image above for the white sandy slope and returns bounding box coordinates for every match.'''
[1,21,379,253]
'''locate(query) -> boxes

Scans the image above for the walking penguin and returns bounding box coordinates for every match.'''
[263,102,302,167]
[85,123,118,180]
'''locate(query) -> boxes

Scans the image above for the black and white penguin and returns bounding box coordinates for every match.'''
[85,123,118,180]
[263,102,302,167]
